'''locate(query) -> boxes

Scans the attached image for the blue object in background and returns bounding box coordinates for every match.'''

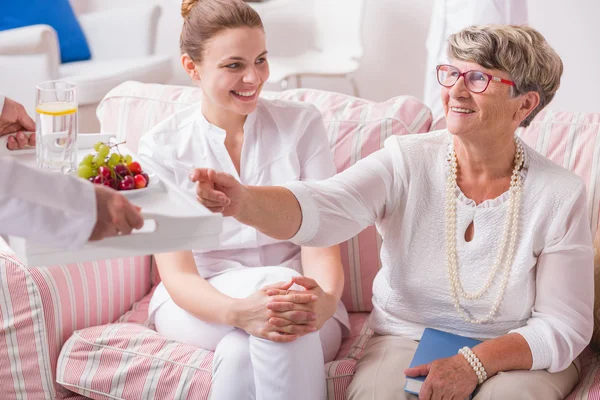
[0,0,92,63]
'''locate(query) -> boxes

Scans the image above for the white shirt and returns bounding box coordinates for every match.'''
[0,156,97,249]
[285,130,594,373]
[0,92,96,249]
[138,98,350,331]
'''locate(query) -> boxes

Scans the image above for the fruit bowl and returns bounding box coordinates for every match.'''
[77,141,152,193]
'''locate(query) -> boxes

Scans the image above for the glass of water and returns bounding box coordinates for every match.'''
[35,81,78,174]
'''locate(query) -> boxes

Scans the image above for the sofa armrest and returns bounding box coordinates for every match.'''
[79,5,162,60]
[0,25,61,113]
[0,24,60,58]
[0,253,153,398]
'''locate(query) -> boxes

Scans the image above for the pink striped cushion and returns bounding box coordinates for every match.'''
[566,347,600,400]
[57,312,372,400]
[57,324,213,400]
[97,83,433,311]
[325,313,372,400]
[518,110,600,235]
[97,82,202,154]
[0,253,152,399]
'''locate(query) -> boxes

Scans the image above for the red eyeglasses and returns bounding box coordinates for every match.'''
[436,64,516,93]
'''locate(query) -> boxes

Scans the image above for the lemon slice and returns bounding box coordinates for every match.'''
[36,102,78,116]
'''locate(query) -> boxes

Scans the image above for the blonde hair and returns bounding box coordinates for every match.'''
[180,0,263,64]
[448,25,563,127]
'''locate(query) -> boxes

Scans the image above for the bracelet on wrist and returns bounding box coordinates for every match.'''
[458,346,488,385]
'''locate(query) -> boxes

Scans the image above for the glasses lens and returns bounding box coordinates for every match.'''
[437,65,459,87]
[464,71,489,93]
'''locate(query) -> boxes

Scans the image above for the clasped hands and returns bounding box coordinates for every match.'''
[233,276,336,343]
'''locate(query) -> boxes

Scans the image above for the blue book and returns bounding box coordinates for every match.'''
[404,328,481,396]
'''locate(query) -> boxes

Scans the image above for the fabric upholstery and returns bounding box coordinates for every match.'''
[0,253,152,399]
[58,305,372,400]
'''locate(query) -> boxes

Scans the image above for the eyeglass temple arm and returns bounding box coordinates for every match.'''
[492,76,516,86]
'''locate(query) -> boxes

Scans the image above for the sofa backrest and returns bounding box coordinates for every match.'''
[97,82,433,312]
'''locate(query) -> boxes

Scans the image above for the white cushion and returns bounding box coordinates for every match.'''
[59,55,172,105]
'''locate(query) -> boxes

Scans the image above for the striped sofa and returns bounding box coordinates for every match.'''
[1,83,599,399]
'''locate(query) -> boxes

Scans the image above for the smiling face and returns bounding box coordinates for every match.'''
[441,60,524,141]
[182,26,269,122]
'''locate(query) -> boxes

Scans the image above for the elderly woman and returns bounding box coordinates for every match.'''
[190,24,594,400]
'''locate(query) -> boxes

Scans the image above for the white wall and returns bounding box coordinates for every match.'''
[258,0,435,101]
[258,0,600,112]
[74,0,600,112]
[528,0,600,112]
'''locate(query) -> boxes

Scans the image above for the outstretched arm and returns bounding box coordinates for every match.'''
[189,147,397,246]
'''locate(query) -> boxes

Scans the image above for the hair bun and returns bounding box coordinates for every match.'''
[181,0,200,18]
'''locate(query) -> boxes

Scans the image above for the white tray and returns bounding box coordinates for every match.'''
[2,133,223,266]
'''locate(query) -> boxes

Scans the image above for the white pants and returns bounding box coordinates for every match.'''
[152,266,343,400]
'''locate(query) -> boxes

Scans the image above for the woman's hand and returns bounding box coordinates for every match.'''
[189,168,247,217]
[6,131,35,150]
[266,276,338,332]
[404,355,478,400]
[232,281,318,343]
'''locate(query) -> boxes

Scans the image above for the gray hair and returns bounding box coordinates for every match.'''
[448,24,563,127]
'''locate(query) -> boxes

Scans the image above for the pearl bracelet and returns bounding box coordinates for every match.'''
[458,346,487,384]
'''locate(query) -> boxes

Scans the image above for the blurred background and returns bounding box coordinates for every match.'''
[1,0,598,131]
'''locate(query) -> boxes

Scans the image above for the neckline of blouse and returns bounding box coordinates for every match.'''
[443,131,530,209]
[196,101,260,140]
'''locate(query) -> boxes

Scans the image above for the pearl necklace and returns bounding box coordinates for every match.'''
[446,137,524,324]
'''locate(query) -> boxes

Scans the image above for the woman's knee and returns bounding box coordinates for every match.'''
[319,319,342,363]
[261,266,302,283]
[213,330,252,372]
[474,367,577,400]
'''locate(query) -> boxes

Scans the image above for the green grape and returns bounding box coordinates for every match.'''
[124,155,133,164]
[109,153,121,164]
[98,144,110,158]
[91,167,98,177]
[107,159,118,168]
[79,154,94,167]
[93,142,103,152]
[77,165,93,179]
[93,154,105,166]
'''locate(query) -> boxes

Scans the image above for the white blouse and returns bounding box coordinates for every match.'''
[138,98,349,330]
[285,130,594,372]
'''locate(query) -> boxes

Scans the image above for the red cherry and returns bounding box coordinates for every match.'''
[119,175,135,190]
[128,161,142,175]
[134,174,147,189]
[93,175,104,184]
[98,166,111,178]
[110,178,120,190]
[114,164,129,177]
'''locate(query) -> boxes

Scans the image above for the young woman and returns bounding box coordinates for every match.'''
[137,1,349,399]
